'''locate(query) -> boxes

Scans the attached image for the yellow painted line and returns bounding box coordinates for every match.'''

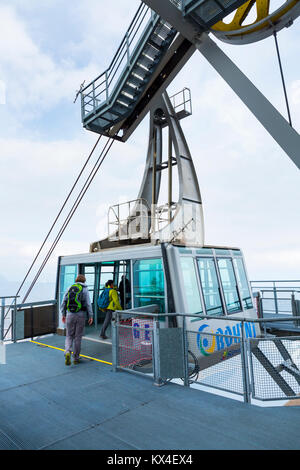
[30,340,112,366]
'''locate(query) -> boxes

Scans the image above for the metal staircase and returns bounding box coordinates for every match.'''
[80,0,251,141]
[81,3,177,137]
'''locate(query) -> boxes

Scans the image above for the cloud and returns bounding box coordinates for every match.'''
[0,4,101,120]
[0,0,299,287]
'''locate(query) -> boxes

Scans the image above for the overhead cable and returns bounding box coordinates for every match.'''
[273,31,293,127]
[21,137,114,303]
[13,135,102,306]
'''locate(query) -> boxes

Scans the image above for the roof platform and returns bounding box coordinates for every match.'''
[1,334,300,450]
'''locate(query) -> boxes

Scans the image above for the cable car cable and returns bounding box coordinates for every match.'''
[21,137,114,303]
[5,135,103,325]
[273,31,293,127]
[22,137,113,303]
[12,135,102,307]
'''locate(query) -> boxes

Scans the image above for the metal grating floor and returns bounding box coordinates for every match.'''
[0,335,300,450]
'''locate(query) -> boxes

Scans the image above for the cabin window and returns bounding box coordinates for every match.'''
[233,258,253,310]
[133,258,165,313]
[217,258,242,314]
[115,260,131,310]
[82,265,95,303]
[180,257,203,314]
[195,248,213,255]
[197,258,224,316]
[59,264,78,304]
[215,249,230,256]
[99,263,115,291]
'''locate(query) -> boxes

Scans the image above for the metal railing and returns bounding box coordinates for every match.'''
[251,280,300,318]
[81,3,156,118]
[112,308,300,404]
[108,198,151,241]
[170,87,192,119]
[0,296,19,342]
[0,297,57,343]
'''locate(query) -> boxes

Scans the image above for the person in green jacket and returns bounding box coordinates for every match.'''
[99,280,122,339]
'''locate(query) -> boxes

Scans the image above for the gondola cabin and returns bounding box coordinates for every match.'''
[56,243,259,345]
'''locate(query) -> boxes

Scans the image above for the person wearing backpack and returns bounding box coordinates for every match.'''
[61,274,93,365]
[98,280,122,340]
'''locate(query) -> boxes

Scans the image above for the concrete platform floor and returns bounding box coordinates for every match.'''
[0,334,300,451]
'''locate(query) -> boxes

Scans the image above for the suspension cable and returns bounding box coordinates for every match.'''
[3,135,104,331]
[273,31,293,127]
[13,135,102,304]
[21,137,114,303]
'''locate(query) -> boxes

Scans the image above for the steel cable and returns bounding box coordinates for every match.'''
[21,137,114,303]
[4,135,103,336]
[13,135,102,303]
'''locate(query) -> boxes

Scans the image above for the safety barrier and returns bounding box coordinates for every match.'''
[0,297,57,342]
[251,280,300,316]
[112,309,300,404]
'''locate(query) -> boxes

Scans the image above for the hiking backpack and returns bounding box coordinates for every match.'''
[67,283,84,313]
[97,288,110,309]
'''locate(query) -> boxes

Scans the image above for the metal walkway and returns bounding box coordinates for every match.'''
[1,335,300,450]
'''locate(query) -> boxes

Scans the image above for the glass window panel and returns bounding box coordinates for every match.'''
[178,247,193,254]
[59,264,78,305]
[215,249,230,256]
[133,258,165,313]
[232,249,242,256]
[196,248,213,255]
[99,271,114,290]
[233,258,253,309]
[95,261,132,311]
[180,257,202,314]
[217,258,242,314]
[197,258,224,316]
[117,261,131,310]
[82,265,95,302]
[99,262,116,290]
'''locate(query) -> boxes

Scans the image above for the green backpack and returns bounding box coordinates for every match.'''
[67,283,83,313]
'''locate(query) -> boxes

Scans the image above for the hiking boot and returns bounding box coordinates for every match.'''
[65,352,71,366]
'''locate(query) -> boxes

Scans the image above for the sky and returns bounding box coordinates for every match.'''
[0,0,299,301]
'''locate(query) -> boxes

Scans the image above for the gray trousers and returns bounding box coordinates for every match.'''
[65,312,85,360]
[100,309,113,336]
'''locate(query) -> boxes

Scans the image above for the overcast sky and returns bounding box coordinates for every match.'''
[0,0,299,298]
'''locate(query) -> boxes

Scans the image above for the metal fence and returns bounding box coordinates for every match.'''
[0,296,19,342]
[251,280,300,316]
[112,309,300,404]
[0,297,57,342]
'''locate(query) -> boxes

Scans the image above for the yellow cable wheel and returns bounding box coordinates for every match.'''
[211,0,300,44]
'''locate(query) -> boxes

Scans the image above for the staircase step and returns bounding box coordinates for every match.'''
[81,6,178,136]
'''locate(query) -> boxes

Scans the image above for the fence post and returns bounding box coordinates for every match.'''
[105,71,109,102]
[12,298,17,343]
[92,81,96,109]
[112,313,119,372]
[241,320,251,404]
[291,293,300,327]
[152,319,162,386]
[273,281,279,315]
[126,32,130,67]
[0,298,5,341]
[182,316,190,387]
